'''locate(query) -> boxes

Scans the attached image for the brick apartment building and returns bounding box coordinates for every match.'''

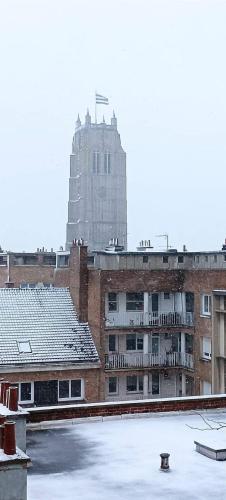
[1,241,226,402]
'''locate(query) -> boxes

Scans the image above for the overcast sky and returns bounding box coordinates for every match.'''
[0,0,226,252]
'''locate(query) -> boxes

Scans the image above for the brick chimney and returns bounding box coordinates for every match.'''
[69,239,88,322]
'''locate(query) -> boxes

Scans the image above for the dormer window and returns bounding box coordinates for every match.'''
[17,340,32,353]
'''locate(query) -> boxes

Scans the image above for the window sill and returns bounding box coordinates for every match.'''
[200,314,211,319]
[126,391,143,395]
[200,357,211,362]
[58,397,83,402]
[19,400,33,404]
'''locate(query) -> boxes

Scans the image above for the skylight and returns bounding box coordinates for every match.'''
[17,341,32,353]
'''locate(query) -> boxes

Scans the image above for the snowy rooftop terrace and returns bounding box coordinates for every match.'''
[27,410,226,500]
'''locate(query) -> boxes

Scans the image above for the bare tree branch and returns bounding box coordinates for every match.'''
[186,411,226,431]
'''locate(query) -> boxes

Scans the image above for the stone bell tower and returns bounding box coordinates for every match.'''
[66,110,127,251]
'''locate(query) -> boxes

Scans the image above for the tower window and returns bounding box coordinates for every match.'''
[104,152,111,174]
[93,152,100,174]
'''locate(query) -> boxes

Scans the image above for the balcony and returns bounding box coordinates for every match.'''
[105,352,194,370]
[105,311,194,328]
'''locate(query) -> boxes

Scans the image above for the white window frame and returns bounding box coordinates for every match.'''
[201,294,212,316]
[126,333,143,352]
[17,340,32,353]
[58,379,84,401]
[18,382,34,404]
[108,292,118,312]
[202,337,212,360]
[202,380,212,395]
[108,376,118,395]
[126,375,143,393]
[126,292,144,311]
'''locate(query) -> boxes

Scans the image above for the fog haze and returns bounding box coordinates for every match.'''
[0,0,225,252]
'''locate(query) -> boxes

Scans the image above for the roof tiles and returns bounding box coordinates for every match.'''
[0,288,99,366]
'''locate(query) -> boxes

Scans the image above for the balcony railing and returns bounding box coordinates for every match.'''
[105,311,194,328]
[105,352,194,370]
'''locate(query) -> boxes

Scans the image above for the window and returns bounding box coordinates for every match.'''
[108,334,116,352]
[17,382,34,403]
[58,379,83,400]
[150,373,160,395]
[93,151,100,174]
[126,292,144,311]
[0,255,7,266]
[108,292,118,312]
[224,254,226,262]
[178,256,184,263]
[126,333,143,351]
[186,292,194,313]
[164,292,170,300]
[172,332,180,352]
[149,334,159,354]
[213,255,217,263]
[202,380,211,395]
[185,333,193,354]
[195,255,200,263]
[126,375,143,393]
[163,255,168,264]
[202,337,211,360]
[205,255,208,262]
[143,255,148,263]
[104,152,111,174]
[20,283,36,289]
[17,340,32,353]
[151,293,159,312]
[108,377,118,394]
[201,294,211,316]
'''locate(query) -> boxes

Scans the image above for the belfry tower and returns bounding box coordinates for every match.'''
[66,110,127,251]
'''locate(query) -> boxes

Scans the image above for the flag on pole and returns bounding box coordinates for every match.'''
[95,93,109,105]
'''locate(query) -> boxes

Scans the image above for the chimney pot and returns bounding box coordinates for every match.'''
[0,424,5,449]
[4,421,16,455]
[1,382,10,406]
[8,386,18,412]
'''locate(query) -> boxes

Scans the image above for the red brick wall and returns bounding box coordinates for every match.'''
[1,368,100,403]
[0,265,70,288]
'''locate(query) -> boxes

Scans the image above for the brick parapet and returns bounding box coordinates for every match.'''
[27,395,226,423]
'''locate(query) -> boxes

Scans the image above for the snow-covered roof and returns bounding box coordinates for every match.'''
[0,288,99,366]
[27,410,226,500]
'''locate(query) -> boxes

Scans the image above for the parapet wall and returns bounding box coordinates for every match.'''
[27,394,226,423]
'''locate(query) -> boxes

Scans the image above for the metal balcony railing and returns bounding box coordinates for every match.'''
[105,352,194,370]
[105,311,194,328]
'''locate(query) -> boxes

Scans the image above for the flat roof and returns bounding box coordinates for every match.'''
[27,411,226,500]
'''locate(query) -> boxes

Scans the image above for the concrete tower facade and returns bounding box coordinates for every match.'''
[66,111,127,251]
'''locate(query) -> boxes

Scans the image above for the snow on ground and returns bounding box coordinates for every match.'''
[27,412,226,500]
